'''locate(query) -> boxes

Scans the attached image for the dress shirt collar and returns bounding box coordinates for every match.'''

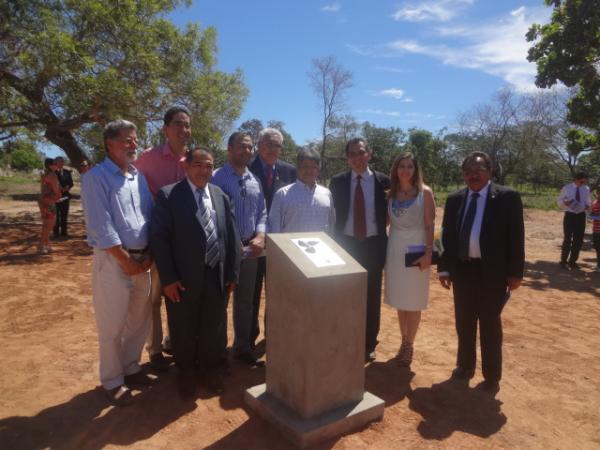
[104,156,138,177]
[296,179,317,192]
[467,181,491,199]
[160,142,187,161]
[351,166,373,181]
[187,178,210,200]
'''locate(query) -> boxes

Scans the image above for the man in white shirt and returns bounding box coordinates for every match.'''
[269,149,335,234]
[557,172,592,269]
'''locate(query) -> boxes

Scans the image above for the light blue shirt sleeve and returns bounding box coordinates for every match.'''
[268,189,283,233]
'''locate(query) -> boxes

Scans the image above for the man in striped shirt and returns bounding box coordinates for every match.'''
[268,148,335,234]
[212,132,267,366]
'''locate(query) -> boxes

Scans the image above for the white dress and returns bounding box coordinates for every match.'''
[384,191,430,311]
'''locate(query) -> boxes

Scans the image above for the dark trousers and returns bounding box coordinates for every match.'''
[337,234,385,354]
[165,266,227,373]
[561,212,586,264]
[251,256,266,345]
[452,260,505,382]
[593,233,600,267]
[53,199,70,236]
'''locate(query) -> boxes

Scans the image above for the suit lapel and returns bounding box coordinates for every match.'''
[208,183,225,238]
[455,188,469,232]
[481,183,498,234]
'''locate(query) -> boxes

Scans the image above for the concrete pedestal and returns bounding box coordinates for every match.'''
[245,232,384,447]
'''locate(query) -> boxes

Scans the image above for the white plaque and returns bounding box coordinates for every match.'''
[291,237,346,268]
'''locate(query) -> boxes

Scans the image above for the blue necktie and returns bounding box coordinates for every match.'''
[459,192,479,261]
[197,188,219,268]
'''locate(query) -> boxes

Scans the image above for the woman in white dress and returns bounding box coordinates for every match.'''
[384,152,436,367]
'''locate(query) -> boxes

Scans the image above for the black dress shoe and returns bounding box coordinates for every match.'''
[199,371,225,394]
[150,353,170,373]
[124,370,158,388]
[234,352,265,367]
[451,367,475,380]
[568,262,581,270]
[476,380,500,395]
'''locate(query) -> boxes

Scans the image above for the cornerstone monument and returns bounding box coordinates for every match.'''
[245,232,385,447]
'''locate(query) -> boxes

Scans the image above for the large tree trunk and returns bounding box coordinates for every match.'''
[44,127,87,172]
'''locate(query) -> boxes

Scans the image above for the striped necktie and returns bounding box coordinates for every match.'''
[197,187,220,268]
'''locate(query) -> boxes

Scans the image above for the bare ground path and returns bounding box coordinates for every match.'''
[0,198,598,449]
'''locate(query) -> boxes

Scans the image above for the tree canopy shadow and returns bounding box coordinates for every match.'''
[408,378,506,440]
[525,260,600,295]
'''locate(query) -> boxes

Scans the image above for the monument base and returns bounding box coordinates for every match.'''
[245,384,385,448]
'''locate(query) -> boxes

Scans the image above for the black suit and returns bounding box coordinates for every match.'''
[439,183,524,382]
[54,168,73,236]
[248,155,297,344]
[151,179,241,372]
[329,169,390,354]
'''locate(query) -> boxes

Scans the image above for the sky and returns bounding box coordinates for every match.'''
[167,0,552,146]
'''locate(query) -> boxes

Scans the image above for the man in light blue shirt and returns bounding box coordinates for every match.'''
[81,119,155,406]
[269,148,335,234]
[212,131,267,366]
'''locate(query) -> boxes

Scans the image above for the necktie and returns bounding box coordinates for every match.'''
[196,188,220,268]
[458,192,480,261]
[353,175,367,240]
[265,165,273,189]
[575,186,581,203]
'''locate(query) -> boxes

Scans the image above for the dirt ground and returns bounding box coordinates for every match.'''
[0,195,598,450]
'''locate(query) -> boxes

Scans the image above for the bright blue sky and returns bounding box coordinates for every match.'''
[168,0,551,146]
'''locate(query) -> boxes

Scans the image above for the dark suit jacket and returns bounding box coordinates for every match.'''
[329,169,391,266]
[438,183,525,290]
[56,168,74,198]
[248,155,297,212]
[151,179,241,298]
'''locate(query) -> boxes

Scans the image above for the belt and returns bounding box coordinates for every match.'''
[123,246,149,254]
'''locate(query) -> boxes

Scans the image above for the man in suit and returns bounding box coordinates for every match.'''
[151,147,241,399]
[329,137,390,362]
[438,151,524,395]
[248,128,297,347]
[53,156,73,238]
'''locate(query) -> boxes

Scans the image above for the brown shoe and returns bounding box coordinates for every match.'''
[124,370,158,388]
[104,385,134,406]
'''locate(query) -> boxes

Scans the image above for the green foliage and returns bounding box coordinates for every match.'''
[0,0,248,166]
[527,0,600,153]
[1,139,42,170]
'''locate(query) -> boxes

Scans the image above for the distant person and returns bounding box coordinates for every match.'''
[53,156,73,238]
[37,158,61,254]
[591,187,600,272]
[79,159,92,175]
[212,132,267,367]
[557,172,592,269]
[329,137,390,362]
[135,105,191,372]
[151,148,241,399]
[81,120,155,406]
[268,148,335,233]
[384,153,435,367]
[438,151,525,395]
[248,128,296,348]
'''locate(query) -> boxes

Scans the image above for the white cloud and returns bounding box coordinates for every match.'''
[386,6,551,91]
[373,88,414,102]
[374,66,412,73]
[392,0,474,23]
[321,3,341,13]
[356,109,444,121]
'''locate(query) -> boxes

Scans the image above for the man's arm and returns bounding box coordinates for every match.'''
[224,193,241,289]
[150,189,179,288]
[506,189,525,290]
[267,189,283,233]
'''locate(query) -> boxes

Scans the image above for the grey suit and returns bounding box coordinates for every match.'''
[151,179,241,371]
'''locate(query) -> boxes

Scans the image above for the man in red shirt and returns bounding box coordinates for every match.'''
[135,106,191,371]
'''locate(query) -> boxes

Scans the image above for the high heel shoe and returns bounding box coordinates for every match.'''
[397,342,413,367]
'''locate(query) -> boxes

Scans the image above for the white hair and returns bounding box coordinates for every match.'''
[258,127,283,144]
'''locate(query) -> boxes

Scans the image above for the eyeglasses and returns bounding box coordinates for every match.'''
[238,178,247,198]
[267,141,283,150]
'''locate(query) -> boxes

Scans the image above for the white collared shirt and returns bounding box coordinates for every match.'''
[188,179,218,228]
[557,182,591,213]
[344,167,378,237]
[462,182,491,259]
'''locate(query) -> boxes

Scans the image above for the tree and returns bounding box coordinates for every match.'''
[527,0,600,160]
[0,1,248,168]
[1,138,42,171]
[308,56,353,170]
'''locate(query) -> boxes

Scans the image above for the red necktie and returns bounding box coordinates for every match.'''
[266,165,273,189]
[354,175,366,240]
